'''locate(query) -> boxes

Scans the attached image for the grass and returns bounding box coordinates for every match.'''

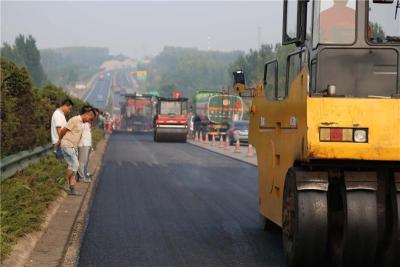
[0,155,66,262]
[0,129,105,262]
[91,127,105,149]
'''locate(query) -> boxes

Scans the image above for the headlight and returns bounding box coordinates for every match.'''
[353,129,367,143]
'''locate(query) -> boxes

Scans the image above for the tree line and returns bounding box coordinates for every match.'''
[40,46,116,85]
[144,46,244,98]
[143,44,296,99]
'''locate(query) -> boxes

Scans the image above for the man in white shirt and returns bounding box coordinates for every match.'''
[51,99,74,159]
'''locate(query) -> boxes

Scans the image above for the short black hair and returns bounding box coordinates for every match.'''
[80,105,93,115]
[92,108,100,116]
[61,99,74,107]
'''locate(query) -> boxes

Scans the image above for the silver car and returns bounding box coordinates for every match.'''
[227,120,249,145]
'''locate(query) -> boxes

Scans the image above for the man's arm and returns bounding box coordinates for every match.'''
[55,127,69,147]
[56,127,63,136]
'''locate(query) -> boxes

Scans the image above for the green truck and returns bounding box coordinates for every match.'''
[192,90,244,138]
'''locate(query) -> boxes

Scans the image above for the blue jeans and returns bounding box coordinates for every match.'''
[61,147,79,172]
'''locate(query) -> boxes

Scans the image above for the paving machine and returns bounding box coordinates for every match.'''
[237,1,400,266]
[120,93,157,132]
[153,96,189,142]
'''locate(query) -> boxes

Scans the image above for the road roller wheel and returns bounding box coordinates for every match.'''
[153,131,158,142]
[330,188,378,267]
[282,168,328,267]
[381,174,400,267]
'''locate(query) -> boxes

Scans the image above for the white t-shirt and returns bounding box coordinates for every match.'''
[51,108,67,144]
[79,122,92,147]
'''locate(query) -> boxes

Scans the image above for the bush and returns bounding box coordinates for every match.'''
[0,59,88,158]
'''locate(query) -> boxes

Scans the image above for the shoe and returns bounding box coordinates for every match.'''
[69,188,81,196]
[83,178,92,183]
[86,172,94,177]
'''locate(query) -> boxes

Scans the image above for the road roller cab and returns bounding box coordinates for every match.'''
[248,0,400,266]
[153,96,189,142]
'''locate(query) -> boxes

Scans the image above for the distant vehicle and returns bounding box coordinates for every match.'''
[192,91,243,139]
[227,120,249,145]
[153,96,188,142]
[120,93,157,132]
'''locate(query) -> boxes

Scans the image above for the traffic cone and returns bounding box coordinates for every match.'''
[246,144,254,157]
[234,139,241,153]
[200,132,203,143]
[205,133,209,144]
[219,135,224,148]
[212,134,216,146]
[225,136,230,150]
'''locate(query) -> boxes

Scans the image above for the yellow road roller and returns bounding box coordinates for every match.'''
[244,0,400,266]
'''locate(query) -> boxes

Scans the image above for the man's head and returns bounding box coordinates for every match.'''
[60,99,74,114]
[80,105,97,123]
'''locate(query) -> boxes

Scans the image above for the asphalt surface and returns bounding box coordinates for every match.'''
[84,74,112,109]
[78,134,285,267]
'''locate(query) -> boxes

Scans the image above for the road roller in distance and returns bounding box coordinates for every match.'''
[244,0,400,266]
[153,95,189,142]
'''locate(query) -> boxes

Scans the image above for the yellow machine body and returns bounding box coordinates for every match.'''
[249,67,400,226]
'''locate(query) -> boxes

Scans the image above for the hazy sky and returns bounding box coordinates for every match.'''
[1,1,283,59]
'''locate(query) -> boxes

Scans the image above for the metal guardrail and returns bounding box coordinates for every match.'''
[0,144,53,181]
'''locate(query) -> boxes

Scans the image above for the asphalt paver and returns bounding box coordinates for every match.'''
[78,133,285,267]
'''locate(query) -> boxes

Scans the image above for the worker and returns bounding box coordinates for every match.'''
[320,0,356,43]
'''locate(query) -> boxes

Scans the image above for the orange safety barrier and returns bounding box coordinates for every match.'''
[225,136,230,150]
[246,144,254,157]
[234,139,241,153]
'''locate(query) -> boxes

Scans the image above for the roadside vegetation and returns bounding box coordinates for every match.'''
[0,156,66,261]
[0,59,87,158]
[92,127,105,149]
[0,33,107,263]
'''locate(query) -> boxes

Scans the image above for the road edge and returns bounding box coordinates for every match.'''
[60,135,109,267]
[187,140,258,167]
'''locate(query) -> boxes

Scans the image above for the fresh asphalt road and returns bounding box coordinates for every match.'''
[78,134,285,267]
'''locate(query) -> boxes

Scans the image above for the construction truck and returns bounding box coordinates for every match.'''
[120,93,157,132]
[153,95,189,142]
[237,1,400,266]
[192,91,244,139]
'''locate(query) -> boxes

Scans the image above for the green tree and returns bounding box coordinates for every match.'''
[0,59,36,155]
[370,22,385,41]
[1,35,48,87]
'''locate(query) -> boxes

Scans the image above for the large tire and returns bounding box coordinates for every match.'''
[330,188,378,267]
[282,168,328,267]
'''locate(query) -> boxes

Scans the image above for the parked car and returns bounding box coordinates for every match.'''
[227,120,249,145]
